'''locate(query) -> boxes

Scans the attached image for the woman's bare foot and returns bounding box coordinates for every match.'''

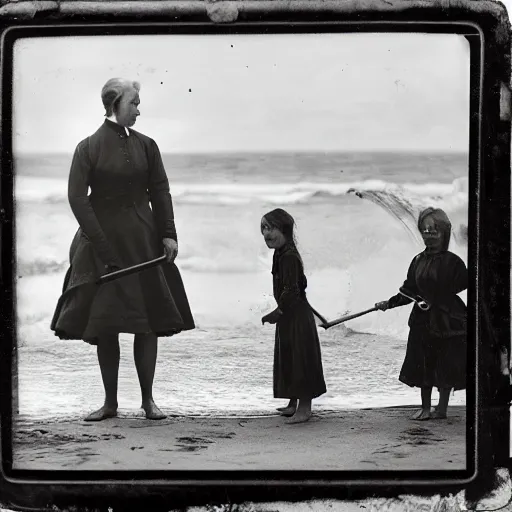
[285,411,312,424]
[411,408,431,421]
[142,400,167,420]
[279,406,297,417]
[84,404,118,422]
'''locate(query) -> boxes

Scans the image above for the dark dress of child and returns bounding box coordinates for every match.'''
[272,242,327,399]
[386,248,467,391]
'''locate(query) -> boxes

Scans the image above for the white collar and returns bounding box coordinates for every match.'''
[106,115,130,136]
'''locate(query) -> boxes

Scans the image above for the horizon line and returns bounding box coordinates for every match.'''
[14,148,469,156]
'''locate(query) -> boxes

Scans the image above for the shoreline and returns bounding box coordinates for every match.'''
[13,405,466,471]
[13,402,463,422]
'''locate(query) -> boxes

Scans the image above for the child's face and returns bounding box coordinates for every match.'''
[420,216,443,251]
[261,217,286,249]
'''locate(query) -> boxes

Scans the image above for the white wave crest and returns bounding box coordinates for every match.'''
[16,176,469,208]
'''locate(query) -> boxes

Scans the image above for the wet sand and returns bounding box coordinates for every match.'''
[12,405,466,471]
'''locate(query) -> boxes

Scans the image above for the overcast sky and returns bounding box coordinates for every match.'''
[13,33,470,154]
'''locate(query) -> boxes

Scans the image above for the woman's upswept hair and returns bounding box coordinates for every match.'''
[101,78,140,117]
[418,207,452,251]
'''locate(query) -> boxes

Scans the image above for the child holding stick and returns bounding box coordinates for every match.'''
[261,208,326,424]
[375,207,467,420]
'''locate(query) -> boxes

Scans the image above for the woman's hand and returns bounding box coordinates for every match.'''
[163,238,178,263]
[375,301,389,311]
[261,309,282,325]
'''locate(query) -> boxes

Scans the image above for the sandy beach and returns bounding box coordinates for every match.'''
[12,405,466,471]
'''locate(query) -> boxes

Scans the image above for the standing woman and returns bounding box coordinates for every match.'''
[51,78,195,421]
[261,208,326,424]
[375,207,467,420]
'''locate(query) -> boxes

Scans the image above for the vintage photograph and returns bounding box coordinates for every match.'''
[12,32,469,471]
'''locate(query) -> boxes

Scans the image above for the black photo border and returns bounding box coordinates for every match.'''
[0,1,510,509]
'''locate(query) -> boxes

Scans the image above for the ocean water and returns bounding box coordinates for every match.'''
[14,151,469,420]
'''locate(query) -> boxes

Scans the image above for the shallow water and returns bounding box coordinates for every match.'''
[14,151,468,420]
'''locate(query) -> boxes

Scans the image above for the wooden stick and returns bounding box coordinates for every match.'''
[320,307,378,330]
[97,255,167,284]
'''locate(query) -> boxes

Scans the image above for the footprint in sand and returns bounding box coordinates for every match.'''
[175,436,215,452]
[372,443,404,455]
[399,427,446,445]
[176,446,203,452]
[60,446,97,467]
[100,433,125,440]
[403,426,433,436]
[360,460,378,466]
[208,432,236,439]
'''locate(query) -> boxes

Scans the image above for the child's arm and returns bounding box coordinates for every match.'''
[376,256,419,311]
[261,253,302,324]
[275,253,303,314]
[446,253,468,295]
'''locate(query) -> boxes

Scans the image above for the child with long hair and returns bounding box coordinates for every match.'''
[260,208,326,424]
[375,207,467,420]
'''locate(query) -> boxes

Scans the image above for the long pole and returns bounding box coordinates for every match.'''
[320,307,378,330]
[98,255,167,284]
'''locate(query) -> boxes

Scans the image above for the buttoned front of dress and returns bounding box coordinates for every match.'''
[51,119,195,344]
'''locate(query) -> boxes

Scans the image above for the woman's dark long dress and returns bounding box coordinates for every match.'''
[272,243,326,399]
[387,250,467,390]
[51,119,195,344]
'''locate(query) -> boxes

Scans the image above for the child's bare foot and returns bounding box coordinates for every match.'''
[285,411,312,424]
[84,404,118,422]
[277,400,297,412]
[431,408,447,419]
[142,400,167,420]
[411,408,431,421]
[279,406,297,417]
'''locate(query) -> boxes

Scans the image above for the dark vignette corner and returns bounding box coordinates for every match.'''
[465,0,512,505]
[0,6,17,509]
